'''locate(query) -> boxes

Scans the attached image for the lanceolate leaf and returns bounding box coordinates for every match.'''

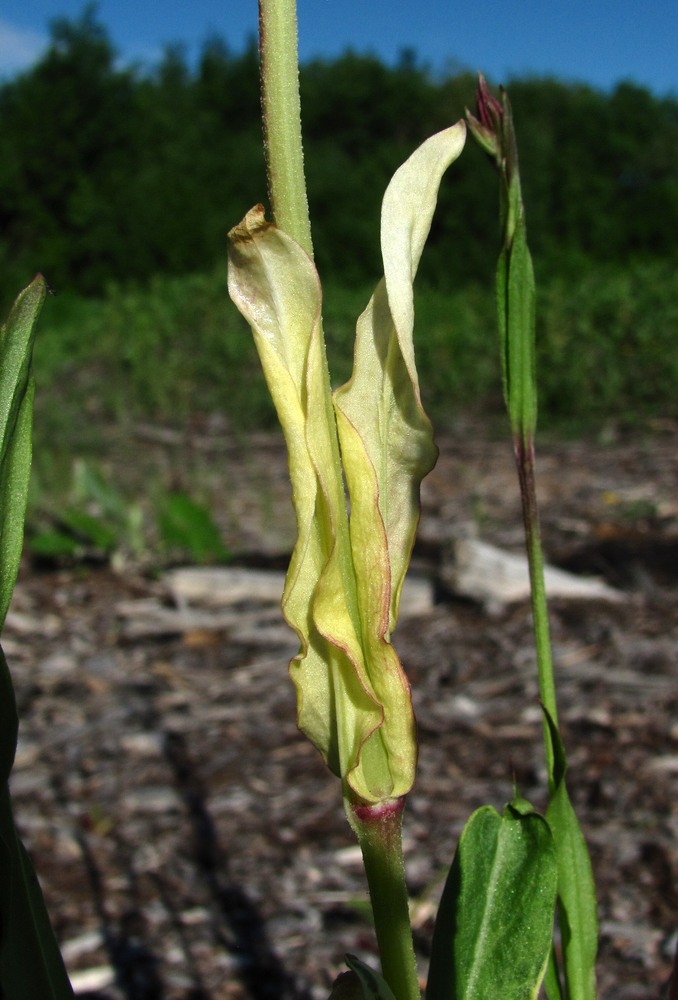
[227,124,466,804]
[543,710,598,1000]
[0,275,46,629]
[427,801,557,1000]
[0,713,74,998]
[0,277,74,996]
[496,217,537,439]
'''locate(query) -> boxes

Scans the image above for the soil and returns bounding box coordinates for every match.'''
[5,424,678,1000]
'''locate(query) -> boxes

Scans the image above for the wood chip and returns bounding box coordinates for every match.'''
[445,537,626,611]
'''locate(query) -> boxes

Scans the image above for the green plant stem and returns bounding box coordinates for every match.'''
[351,798,420,1000]
[258,0,313,257]
[259,0,352,604]
[258,8,415,993]
[514,432,558,791]
[257,0,352,597]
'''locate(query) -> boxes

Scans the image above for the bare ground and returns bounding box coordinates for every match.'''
[5,425,678,999]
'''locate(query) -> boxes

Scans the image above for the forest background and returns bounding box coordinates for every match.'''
[2,7,678,556]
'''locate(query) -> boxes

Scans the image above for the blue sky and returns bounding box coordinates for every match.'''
[1,0,677,96]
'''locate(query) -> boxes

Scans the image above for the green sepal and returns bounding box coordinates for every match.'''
[333,954,399,1000]
[427,799,557,1000]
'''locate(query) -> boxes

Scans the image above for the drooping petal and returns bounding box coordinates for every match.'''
[228,208,388,802]
[332,122,466,796]
[335,122,466,631]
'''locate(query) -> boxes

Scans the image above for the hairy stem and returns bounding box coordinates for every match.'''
[258,0,313,256]
[351,798,420,1000]
[258,0,351,584]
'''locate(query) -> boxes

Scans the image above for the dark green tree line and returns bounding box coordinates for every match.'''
[1,7,677,304]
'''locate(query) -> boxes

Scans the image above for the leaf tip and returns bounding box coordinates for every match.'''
[228,204,272,245]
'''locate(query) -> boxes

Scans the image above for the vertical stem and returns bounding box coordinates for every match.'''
[351,799,420,1000]
[514,432,558,791]
[257,7,416,994]
[258,0,353,589]
[258,0,314,257]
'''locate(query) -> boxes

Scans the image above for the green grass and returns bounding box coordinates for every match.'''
[35,257,678,444]
[26,257,678,518]
[19,256,678,563]
[536,259,678,428]
[33,269,275,435]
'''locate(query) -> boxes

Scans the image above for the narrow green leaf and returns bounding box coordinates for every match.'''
[427,801,557,1000]
[59,508,118,553]
[0,276,46,629]
[28,529,82,560]
[543,945,566,1000]
[495,245,509,406]
[0,276,44,463]
[0,381,33,629]
[0,280,72,997]
[0,777,74,998]
[498,218,537,437]
[543,711,598,1000]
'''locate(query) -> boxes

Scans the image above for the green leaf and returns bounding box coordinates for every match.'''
[28,529,82,560]
[0,281,73,996]
[60,508,119,552]
[71,459,129,524]
[427,801,557,1000]
[543,710,598,1000]
[497,217,537,438]
[543,946,566,1000]
[0,276,46,629]
[156,491,229,562]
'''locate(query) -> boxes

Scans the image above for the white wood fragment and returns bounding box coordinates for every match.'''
[167,567,284,607]
[60,930,104,962]
[447,537,625,612]
[69,965,115,993]
[116,566,434,640]
[167,566,432,617]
